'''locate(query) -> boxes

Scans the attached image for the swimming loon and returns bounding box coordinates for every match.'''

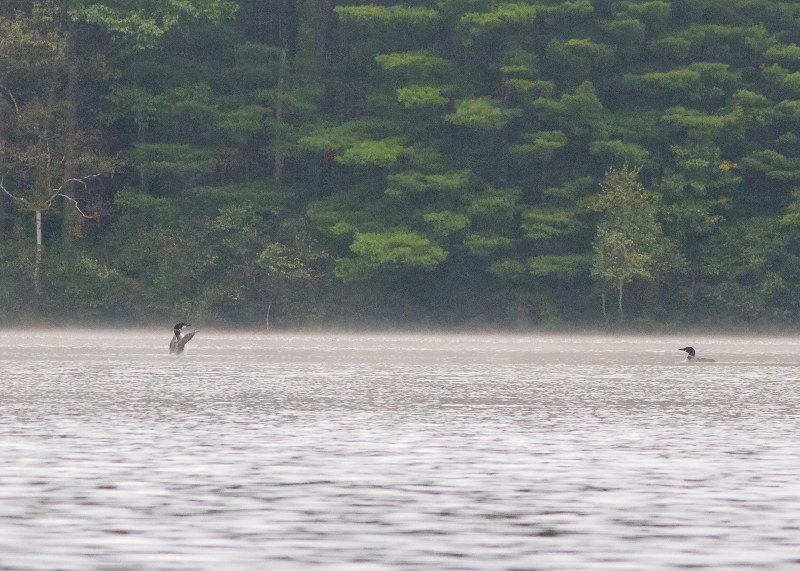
[679,346,715,362]
[170,323,196,355]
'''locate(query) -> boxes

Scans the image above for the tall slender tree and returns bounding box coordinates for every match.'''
[0,1,116,295]
[591,166,683,321]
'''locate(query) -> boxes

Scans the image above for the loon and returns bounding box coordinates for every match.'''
[170,323,196,355]
[679,346,715,362]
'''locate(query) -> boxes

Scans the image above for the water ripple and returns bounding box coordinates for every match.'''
[0,332,799,570]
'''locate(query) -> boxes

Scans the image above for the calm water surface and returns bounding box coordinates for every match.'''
[1,332,800,570]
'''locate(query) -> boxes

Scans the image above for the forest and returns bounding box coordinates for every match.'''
[2,0,800,329]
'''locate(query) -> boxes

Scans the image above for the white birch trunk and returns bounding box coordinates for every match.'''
[34,210,42,295]
[601,291,608,324]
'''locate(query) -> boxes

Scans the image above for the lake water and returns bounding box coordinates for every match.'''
[1,331,800,570]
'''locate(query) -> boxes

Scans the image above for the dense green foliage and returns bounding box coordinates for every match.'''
[3,0,800,329]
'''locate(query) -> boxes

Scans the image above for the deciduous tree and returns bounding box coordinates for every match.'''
[591,166,683,321]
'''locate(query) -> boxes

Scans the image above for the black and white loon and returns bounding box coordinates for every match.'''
[679,346,715,362]
[170,322,196,355]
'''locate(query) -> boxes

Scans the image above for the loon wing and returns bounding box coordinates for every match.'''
[177,331,196,352]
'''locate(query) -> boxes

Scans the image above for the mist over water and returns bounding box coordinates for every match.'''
[1,331,799,570]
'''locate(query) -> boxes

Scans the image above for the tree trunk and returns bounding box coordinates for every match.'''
[618,279,624,321]
[34,210,42,296]
[297,0,333,77]
[0,192,6,241]
[61,6,79,247]
[601,291,608,324]
[138,124,148,192]
[273,48,287,185]
[310,152,330,199]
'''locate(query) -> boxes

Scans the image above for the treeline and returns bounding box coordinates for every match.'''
[2,0,800,329]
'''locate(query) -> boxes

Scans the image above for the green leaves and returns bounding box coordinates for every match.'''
[521,207,581,240]
[334,5,439,25]
[337,138,411,166]
[589,140,650,167]
[661,107,735,134]
[386,171,470,197]
[591,167,684,310]
[624,63,740,106]
[740,150,800,182]
[336,230,447,280]
[298,122,367,153]
[509,130,567,163]
[375,51,452,78]
[73,0,238,49]
[487,254,590,280]
[217,105,268,146]
[467,187,520,218]
[424,211,469,234]
[132,143,215,178]
[536,82,605,134]
[9,0,800,325]
[396,86,449,108]
[114,188,174,213]
[765,43,800,66]
[463,233,513,256]
[696,217,795,318]
[545,38,614,85]
[445,97,520,130]
[528,254,589,277]
[458,3,537,36]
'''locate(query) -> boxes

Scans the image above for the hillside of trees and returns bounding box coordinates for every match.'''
[3,0,800,329]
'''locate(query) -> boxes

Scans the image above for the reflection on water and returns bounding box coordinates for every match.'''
[1,332,800,570]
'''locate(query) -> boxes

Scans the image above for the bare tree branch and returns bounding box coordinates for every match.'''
[49,174,104,217]
[0,174,99,217]
[59,174,104,190]
[0,83,20,117]
[54,192,94,218]
[0,176,30,204]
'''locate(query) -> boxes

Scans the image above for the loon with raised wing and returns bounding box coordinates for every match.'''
[170,323,196,355]
[679,346,715,362]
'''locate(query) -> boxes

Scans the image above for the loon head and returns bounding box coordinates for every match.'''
[170,323,196,355]
[173,322,191,337]
[679,346,716,363]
